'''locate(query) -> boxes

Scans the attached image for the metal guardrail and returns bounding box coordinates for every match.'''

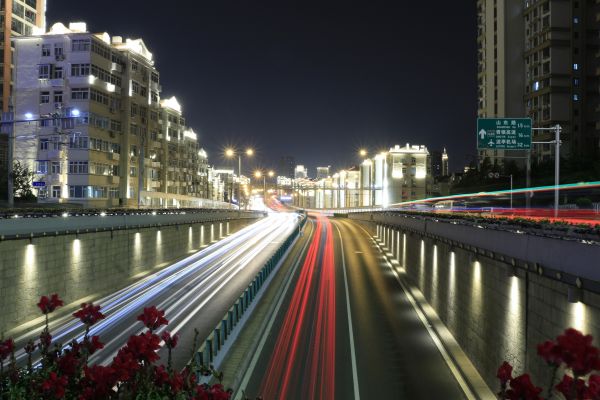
[195,215,307,373]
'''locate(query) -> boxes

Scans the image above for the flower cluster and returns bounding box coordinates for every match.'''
[37,293,63,314]
[498,328,600,400]
[0,294,232,399]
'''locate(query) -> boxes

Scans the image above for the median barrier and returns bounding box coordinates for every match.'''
[195,215,307,376]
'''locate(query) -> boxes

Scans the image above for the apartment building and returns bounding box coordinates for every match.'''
[477,0,600,163]
[0,0,46,171]
[294,144,433,209]
[12,22,211,208]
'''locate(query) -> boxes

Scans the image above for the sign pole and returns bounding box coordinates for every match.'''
[554,124,561,218]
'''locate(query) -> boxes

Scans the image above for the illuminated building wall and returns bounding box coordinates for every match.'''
[11,22,211,208]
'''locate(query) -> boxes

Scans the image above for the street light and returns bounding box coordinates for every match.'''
[225,147,254,209]
[359,149,368,158]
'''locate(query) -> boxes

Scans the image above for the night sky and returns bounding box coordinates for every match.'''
[48,1,477,176]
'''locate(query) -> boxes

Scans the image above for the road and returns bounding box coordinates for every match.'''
[243,215,466,399]
[12,212,301,370]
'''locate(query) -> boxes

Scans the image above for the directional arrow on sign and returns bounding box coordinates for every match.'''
[479,129,486,139]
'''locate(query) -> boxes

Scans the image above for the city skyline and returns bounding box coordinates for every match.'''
[47,1,477,174]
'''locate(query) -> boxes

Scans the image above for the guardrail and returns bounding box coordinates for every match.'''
[0,210,266,239]
[195,215,307,374]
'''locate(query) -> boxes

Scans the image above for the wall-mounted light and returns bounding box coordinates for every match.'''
[568,287,583,304]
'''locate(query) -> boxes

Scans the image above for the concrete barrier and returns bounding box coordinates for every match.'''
[350,212,600,393]
[0,215,261,335]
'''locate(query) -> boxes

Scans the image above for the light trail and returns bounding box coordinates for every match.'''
[260,214,337,399]
[390,180,600,208]
[14,213,301,369]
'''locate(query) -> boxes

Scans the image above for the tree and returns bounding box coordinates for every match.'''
[11,160,36,201]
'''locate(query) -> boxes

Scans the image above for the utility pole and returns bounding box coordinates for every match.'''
[531,124,561,218]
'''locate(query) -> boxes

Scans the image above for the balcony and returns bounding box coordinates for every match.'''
[39,78,65,88]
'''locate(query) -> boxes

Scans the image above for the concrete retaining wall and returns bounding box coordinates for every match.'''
[0,217,259,334]
[351,213,600,393]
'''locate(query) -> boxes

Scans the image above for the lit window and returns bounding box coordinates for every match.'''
[574,17,579,24]
[573,94,579,101]
[533,81,540,91]
[573,63,579,70]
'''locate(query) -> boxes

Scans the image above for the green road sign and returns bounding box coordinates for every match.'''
[477,118,532,150]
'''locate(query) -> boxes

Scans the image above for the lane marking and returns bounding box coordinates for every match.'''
[354,223,476,400]
[354,251,363,254]
[333,222,361,400]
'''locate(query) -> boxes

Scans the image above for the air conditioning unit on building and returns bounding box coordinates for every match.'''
[109,131,115,138]
[54,102,62,109]
[55,54,65,61]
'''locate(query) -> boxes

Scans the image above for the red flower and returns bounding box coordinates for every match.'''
[37,294,63,314]
[111,349,140,381]
[153,364,170,387]
[555,374,586,400]
[208,383,231,400]
[169,372,185,393]
[537,340,562,366]
[505,374,543,400]
[73,303,105,326]
[137,306,168,330]
[161,330,179,349]
[40,371,68,399]
[83,335,104,355]
[497,361,513,386]
[557,328,600,376]
[586,375,600,400]
[80,365,118,399]
[24,340,35,354]
[39,330,52,348]
[57,352,78,376]
[0,338,14,360]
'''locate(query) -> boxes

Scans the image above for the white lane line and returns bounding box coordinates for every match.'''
[234,219,314,400]
[355,224,476,400]
[334,223,361,400]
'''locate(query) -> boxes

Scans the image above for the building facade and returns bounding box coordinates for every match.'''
[477,0,600,163]
[293,144,433,209]
[12,22,224,208]
[316,166,330,179]
[0,0,46,173]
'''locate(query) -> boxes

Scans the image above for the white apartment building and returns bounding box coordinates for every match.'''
[12,22,217,208]
[293,143,433,209]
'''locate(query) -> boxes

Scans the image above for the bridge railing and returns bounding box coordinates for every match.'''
[194,214,307,377]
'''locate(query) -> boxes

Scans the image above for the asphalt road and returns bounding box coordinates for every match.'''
[11,213,301,371]
[244,216,466,399]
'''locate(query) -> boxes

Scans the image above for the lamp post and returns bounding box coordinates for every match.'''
[2,108,81,208]
[225,147,253,209]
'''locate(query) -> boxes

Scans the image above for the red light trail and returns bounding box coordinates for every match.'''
[260,215,337,399]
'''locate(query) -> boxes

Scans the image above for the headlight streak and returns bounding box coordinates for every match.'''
[17,214,300,367]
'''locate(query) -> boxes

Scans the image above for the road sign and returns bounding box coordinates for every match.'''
[477,118,532,150]
[32,181,45,187]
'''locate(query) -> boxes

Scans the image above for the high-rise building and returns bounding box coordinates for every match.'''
[431,148,449,177]
[277,155,295,178]
[316,165,330,179]
[0,0,46,173]
[476,0,525,165]
[476,0,600,162]
[294,165,307,179]
[11,22,211,208]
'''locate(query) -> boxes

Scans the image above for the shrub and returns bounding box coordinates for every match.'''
[0,294,231,399]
